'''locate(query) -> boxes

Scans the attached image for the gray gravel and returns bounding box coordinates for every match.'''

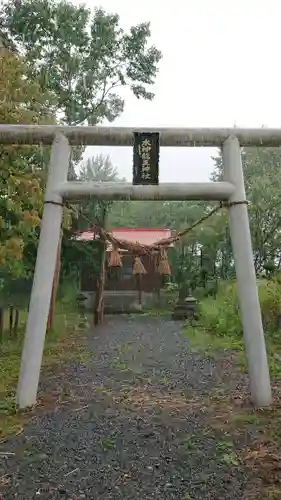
[0,316,253,499]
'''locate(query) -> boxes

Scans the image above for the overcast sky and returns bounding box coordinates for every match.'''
[73,0,281,182]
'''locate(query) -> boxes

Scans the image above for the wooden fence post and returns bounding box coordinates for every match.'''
[47,236,62,331]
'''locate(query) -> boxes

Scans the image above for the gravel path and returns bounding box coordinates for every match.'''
[0,316,253,499]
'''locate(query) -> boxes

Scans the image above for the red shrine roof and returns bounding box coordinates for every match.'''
[76,228,174,250]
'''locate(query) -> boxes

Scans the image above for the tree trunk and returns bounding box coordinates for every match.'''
[94,239,106,326]
[13,309,20,336]
[9,305,14,334]
[0,308,4,343]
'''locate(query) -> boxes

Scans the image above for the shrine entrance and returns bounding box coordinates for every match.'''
[0,124,275,409]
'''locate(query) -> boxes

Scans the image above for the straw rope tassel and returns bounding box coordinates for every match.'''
[132,256,147,275]
[108,245,122,267]
[157,248,171,275]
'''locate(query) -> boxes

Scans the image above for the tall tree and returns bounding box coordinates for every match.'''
[77,154,125,229]
[212,148,281,273]
[1,0,162,292]
[1,0,162,126]
[0,44,54,278]
[1,0,162,316]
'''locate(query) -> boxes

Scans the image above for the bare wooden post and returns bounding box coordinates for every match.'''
[9,305,14,334]
[47,235,62,331]
[94,238,106,326]
[13,309,20,336]
[136,274,142,305]
[132,256,147,307]
[0,308,4,343]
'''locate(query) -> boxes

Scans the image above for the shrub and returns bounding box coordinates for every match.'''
[198,279,281,341]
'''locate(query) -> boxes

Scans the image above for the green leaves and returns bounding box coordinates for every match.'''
[0,0,161,284]
[0,49,53,276]
[212,146,281,275]
[1,0,162,125]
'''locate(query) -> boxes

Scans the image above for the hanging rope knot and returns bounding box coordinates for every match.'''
[108,244,122,267]
[132,256,147,275]
[157,247,171,276]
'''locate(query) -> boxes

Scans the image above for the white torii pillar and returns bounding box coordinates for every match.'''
[16,134,70,408]
[222,136,272,407]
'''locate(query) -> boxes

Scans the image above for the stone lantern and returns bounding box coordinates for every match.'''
[172,285,198,321]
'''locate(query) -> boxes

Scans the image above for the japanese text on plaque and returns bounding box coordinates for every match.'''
[138,138,152,180]
[133,132,159,185]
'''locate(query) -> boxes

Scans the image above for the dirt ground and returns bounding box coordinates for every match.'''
[0,316,261,499]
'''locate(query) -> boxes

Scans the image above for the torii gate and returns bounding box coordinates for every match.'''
[0,125,276,409]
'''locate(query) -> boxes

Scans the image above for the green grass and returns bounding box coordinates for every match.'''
[184,325,281,381]
[185,281,281,499]
[186,278,281,379]
[181,435,199,451]
[184,326,244,360]
[0,306,89,440]
[100,437,115,451]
